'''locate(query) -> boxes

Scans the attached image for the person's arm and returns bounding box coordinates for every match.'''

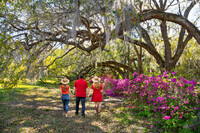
[73,82,76,98]
[101,84,104,96]
[68,86,71,95]
[88,84,93,97]
[86,88,90,98]
[73,87,76,98]
[86,82,89,98]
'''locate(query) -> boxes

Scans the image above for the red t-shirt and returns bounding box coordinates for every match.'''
[74,78,88,97]
[60,85,70,94]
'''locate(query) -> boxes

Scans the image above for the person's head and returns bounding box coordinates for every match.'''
[61,78,69,91]
[79,74,84,79]
[92,76,101,89]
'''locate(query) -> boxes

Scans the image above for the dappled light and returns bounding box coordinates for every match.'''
[1,0,200,132]
[1,82,147,132]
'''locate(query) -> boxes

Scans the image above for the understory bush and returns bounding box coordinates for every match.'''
[103,71,200,132]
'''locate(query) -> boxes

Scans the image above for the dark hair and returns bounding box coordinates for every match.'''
[79,74,84,79]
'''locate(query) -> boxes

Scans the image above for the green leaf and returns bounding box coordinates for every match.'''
[112,11,116,14]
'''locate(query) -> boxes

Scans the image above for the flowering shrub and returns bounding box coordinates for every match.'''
[104,78,131,97]
[103,71,200,132]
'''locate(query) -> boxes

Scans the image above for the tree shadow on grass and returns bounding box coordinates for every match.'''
[0,87,150,133]
[0,88,106,133]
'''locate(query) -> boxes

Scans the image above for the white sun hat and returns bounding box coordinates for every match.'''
[61,78,69,84]
[92,76,101,83]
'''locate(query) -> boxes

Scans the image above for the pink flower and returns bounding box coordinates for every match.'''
[181,112,183,115]
[167,95,171,98]
[171,78,176,83]
[164,116,171,120]
[166,107,170,110]
[175,107,179,110]
[133,72,137,77]
[161,107,166,109]
[180,116,182,119]
[184,101,189,104]
[179,83,183,87]
[172,72,176,75]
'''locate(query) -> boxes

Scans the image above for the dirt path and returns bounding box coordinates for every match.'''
[0,87,149,133]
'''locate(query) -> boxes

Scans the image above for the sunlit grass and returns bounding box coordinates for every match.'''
[17,82,40,89]
[0,80,60,103]
[44,80,57,84]
[1,82,43,92]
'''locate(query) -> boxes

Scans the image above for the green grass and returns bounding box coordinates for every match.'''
[0,80,59,102]
[0,79,152,133]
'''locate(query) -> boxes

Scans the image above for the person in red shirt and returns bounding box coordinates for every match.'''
[89,76,103,116]
[73,74,89,117]
[60,78,71,117]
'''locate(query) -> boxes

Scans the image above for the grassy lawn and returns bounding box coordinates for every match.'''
[0,81,150,133]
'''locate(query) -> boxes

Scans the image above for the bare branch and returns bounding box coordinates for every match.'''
[165,0,176,10]
[139,10,200,44]
[119,35,165,67]
[46,47,76,68]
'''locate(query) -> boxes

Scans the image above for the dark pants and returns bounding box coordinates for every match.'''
[75,97,86,117]
[62,94,70,113]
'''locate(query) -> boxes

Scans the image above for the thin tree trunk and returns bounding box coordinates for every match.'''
[160,21,172,72]
[138,46,143,75]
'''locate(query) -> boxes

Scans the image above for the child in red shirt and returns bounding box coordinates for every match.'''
[89,76,103,116]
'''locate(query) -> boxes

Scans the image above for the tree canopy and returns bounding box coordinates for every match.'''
[0,0,200,85]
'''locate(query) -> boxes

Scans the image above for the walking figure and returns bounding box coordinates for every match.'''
[60,78,71,117]
[73,74,89,117]
[89,76,103,116]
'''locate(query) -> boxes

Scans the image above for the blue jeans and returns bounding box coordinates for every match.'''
[62,94,70,113]
[75,97,86,117]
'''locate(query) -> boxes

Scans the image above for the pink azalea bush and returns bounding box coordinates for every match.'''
[102,71,200,132]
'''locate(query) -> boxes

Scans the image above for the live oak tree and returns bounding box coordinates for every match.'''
[0,0,200,84]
